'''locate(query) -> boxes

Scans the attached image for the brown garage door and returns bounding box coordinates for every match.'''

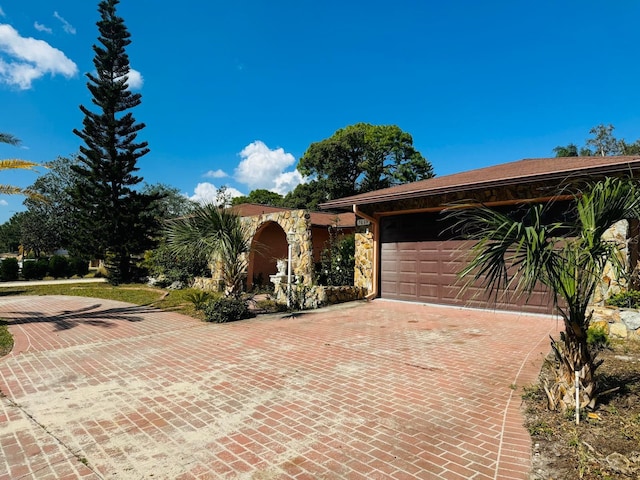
[380,213,555,314]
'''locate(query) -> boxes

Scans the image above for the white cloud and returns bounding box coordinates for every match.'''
[126,68,143,89]
[34,22,52,34]
[234,141,304,194]
[0,24,77,89]
[0,199,8,206]
[189,182,243,205]
[53,11,75,35]
[204,169,228,179]
[0,7,5,17]
[272,170,306,195]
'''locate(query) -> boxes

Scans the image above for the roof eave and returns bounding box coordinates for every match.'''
[319,161,640,210]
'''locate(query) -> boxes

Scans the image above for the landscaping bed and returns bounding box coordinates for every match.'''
[525,340,640,479]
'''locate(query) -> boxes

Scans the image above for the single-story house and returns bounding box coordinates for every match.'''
[320,156,640,314]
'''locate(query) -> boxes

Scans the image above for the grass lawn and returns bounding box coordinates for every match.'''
[0,282,208,319]
[0,320,13,356]
[0,282,215,357]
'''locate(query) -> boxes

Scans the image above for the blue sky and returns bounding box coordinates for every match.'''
[1,1,640,223]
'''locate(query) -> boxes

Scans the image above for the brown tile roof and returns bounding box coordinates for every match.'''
[320,155,640,209]
[230,203,355,227]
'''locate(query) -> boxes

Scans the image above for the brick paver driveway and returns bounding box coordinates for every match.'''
[0,296,559,479]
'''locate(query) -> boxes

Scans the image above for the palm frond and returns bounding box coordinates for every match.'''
[0,133,20,146]
[0,159,39,171]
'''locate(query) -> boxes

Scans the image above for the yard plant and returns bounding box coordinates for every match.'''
[450,177,640,411]
[165,203,252,298]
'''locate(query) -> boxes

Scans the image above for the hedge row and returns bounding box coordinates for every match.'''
[0,256,89,282]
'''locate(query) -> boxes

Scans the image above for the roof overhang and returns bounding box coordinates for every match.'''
[319,156,640,211]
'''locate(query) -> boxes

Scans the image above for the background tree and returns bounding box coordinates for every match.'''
[21,156,83,256]
[231,189,283,207]
[71,0,159,283]
[281,182,330,210]
[585,124,622,156]
[449,177,640,411]
[293,123,433,207]
[0,212,26,253]
[552,143,578,157]
[141,183,195,220]
[620,139,640,155]
[553,124,632,157]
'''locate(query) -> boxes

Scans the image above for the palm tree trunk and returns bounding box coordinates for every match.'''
[544,316,598,411]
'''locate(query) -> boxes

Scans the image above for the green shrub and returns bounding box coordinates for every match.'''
[144,241,210,285]
[185,290,212,310]
[35,259,49,279]
[49,255,70,279]
[607,290,640,309]
[0,257,19,281]
[317,232,355,286]
[587,324,610,349]
[21,260,42,280]
[69,257,89,278]
[203,296,252,323]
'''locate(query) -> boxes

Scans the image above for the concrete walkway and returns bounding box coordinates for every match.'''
[0,296,559,479]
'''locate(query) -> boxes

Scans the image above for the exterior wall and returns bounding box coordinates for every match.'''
[311,227,331,264]
[354,228,374,293]
[244,210,315,286]
[202,210,315,291]
[248,222,287,287]
[273,283,367,309]
[592,220,633,305]
[354,184,640,318]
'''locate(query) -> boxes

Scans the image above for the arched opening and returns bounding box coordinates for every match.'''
[247,221,288,290]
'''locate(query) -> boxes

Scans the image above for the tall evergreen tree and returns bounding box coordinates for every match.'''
[72,0,159,283]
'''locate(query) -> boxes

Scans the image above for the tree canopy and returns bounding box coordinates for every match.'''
[553,124,640,157]
[286,123,433,209]
[21,156,84,256]
[231,189,283,207]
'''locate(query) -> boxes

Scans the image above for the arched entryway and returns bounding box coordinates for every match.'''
[246,221,288,289]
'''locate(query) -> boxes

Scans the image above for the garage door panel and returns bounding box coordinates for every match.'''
[399,261,417,274]
[381,239,554,314]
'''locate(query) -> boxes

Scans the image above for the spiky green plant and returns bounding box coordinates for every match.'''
[164,203,252,297]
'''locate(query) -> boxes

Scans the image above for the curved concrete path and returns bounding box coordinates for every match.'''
[0,296,558,479]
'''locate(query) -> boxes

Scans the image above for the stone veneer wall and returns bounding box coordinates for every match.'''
[201,209,316,293]
[590,220,640,339]
[354,228,374,293]
[243,210,315,286]
[273,283,367,309]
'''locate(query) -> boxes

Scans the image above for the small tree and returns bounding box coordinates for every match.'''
[165,203,252,297]
[449,177,640,411]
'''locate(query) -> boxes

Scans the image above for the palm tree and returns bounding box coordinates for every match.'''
[450,177,640,411]
[164,203,252,297]
[1,133,39,197]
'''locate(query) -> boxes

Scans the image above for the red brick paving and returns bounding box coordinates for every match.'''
[0,296,559,479]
